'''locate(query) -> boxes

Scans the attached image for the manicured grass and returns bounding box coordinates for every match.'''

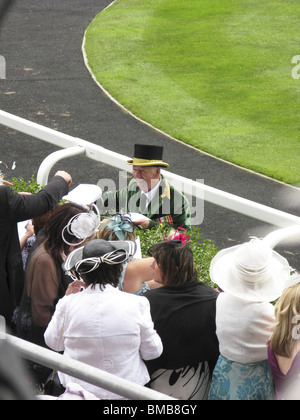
[84,0,300,184]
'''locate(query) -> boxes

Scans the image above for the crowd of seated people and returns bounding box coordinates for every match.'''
[1,173,300,401]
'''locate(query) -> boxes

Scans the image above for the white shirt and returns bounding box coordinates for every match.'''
[44,284,163,399]
[140,177,162,209]
[216,293,275,363]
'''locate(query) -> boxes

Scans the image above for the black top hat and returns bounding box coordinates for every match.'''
[127,144,169,168]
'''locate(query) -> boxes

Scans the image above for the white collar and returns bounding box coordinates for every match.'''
[85,283,118,293]
[141,177,161,205]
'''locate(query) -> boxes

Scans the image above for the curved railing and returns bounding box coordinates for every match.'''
[1,109,300,228]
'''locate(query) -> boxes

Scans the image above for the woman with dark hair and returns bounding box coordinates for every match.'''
[45,239,163,399]
[20,205,60,270]
[16,202,99,387]
[144,241,219,400]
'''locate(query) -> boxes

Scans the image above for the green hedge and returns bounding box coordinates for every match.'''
[9,175,41,194]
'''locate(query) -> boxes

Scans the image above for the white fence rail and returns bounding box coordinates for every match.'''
[3,333,174,400]
[263,225,300,249]
[1,109,300,228]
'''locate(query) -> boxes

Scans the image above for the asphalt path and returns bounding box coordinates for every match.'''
[1,0,300,268]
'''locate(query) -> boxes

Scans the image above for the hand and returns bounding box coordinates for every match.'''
[66,280,87,295]
[166,229,176,240]
[134,219,150,228]
[25,220,35,238]
[1,179,13,186]
[20,220,35,250]
[18,192,32,196]
[54,171,72,186]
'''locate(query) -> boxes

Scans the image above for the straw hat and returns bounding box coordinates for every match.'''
[127,144,169,168]
[210,239,290,302]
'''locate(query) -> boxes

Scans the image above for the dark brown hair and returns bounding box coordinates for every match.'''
[81,263,123,290]
[44,203,87,264]
[151,242,198,287]
[32,204,60,235]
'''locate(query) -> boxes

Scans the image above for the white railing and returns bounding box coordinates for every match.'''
[3,333,174,400]
[1,109,300,228]
[263,224,300,249]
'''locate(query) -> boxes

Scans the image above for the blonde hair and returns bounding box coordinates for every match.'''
[96,216,136,241]
[269,281,300,357]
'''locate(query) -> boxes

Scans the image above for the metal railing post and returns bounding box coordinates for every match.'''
[37,146,85,186]
[263,225,300,249]
[4,334,175,400]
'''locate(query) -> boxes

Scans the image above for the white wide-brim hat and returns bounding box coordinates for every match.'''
[210,239,291,302]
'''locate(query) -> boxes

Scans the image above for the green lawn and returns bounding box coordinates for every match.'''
[84,0,300,185]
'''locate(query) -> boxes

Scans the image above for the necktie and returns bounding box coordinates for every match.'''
[140,194,148,214]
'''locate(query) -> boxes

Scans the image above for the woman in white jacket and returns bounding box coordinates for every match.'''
[208,238,290,400]
[44,239,163,399]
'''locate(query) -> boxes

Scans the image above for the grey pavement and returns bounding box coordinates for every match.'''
[1,0,300,268]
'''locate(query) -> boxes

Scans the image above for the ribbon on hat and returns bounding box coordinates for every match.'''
[62,204,100,246]
[75,249,130,274]
[98,214,134,241]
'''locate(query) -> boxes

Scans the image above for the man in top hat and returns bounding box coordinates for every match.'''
[101,144,191,230]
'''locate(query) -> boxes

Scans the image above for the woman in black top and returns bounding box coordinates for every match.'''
[144,241,219,400]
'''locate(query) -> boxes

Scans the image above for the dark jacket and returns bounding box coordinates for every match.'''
[144,281,219,376]
[0,176,69,327]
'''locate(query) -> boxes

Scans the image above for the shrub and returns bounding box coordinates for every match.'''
[9,175,41,194]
